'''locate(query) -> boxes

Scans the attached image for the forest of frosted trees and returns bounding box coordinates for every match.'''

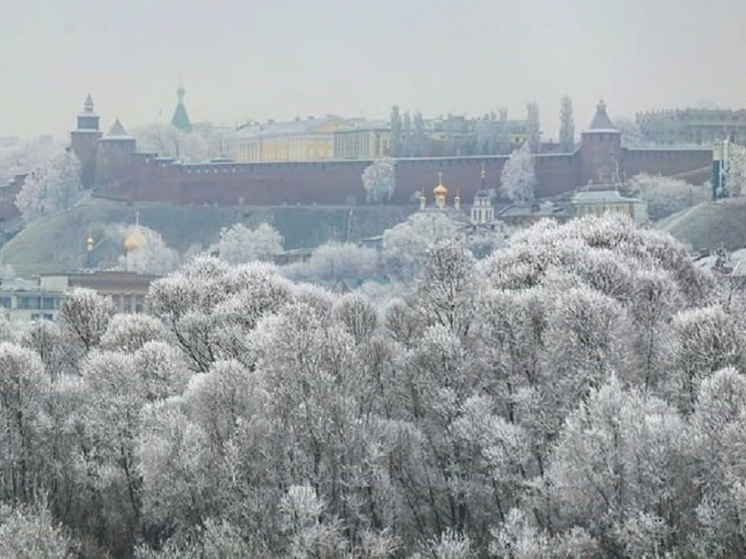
[3,214,746,558]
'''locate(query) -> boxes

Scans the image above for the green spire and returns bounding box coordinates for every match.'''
[171,84,192,132]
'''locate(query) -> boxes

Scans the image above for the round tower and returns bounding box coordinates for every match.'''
[580,99,622,186]
[70,94,103,188]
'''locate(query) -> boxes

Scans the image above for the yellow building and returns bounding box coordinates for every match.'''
[236,116,359,162]
[334,123,390,159]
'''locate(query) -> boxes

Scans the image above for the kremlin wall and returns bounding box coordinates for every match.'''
[71,97,713,209]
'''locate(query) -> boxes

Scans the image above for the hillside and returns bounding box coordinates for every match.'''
[657,198,746,253]
[0,199,413,276]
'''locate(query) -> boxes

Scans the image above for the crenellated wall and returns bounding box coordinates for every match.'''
[96,152,586,206]
[92,141,712,207]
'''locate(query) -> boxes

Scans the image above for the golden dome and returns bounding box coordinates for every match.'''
[433,172,448,197]
[123,226,145,252]
[123,211,145,252]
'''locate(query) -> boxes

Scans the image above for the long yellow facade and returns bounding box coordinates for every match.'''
[236,117,392,163]
[238,134,335,163]
[236,117,361,163]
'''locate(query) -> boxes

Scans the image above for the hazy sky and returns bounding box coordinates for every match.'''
[3,0,746,139]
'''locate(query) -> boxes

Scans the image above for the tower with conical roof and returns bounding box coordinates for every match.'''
[70,94,103,188]
[171,84,192,132]
[580,98,622,186]
[471,164,494,224]
[95,118,137,186]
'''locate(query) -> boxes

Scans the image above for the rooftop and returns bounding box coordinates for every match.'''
[571,190,642,204]
[587,99,618,132]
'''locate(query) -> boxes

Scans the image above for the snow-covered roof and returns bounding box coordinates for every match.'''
[587,100,617,132]
[103,118,134,140]
[582,128,620,134]
[236,116,367,140]
[571,190,642,204]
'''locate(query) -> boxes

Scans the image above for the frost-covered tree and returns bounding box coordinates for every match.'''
[0,502,77,558]
[101,313,170,353]
[0,343,50,503]
[3,212,746,556]
[381,212,458,281]
[0,136,62,182]
[614,115,644,147]
[526,101,541,152]
[132,123,209,163]
[58,288,115,354]
[416,241,479,340]
[724,146,746,197]
[215,222,283,265]
[361,158,396,204]
[500,142,536,204]
[559,95,575,151]
[390,106,402,157]
[284,241,379,282]
[15,149,82,222]
[625,173,708,220]
[546,377,689,557]
[119,225,181,275]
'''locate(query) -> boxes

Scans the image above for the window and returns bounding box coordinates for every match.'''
[18,296,40,310]
[0,297,10,309]
[42,297,55,310]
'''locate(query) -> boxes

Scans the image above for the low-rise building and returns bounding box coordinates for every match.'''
[636,108,746,145]
[570,190,647,223]
[0,270,160,323]
[235,116,360,162]
[333,122,390,159]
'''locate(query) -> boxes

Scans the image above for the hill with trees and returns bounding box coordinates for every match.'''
[0,199,412,277]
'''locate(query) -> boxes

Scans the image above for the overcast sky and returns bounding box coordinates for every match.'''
[2,0,745,139]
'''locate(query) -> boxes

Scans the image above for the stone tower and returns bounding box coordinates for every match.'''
[95,118,137,186]
[580,99,622,186]
[70,94,103,188]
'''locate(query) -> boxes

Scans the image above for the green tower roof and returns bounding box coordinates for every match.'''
[171,85,192,132]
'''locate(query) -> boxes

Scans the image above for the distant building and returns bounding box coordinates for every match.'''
[498,202,567,228]
[636,108,746,146]
[0,278,62,323]
[570,190,647,224]
[333,122,390,159]
[417,170,512,243]
[235,116,358,162]
[0,270,158,323]
[40,271,158,314]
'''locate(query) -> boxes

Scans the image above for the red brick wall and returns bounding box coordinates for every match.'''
[622,149,712,179]
[95,146,711,207]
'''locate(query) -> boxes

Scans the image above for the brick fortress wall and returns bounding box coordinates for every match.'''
[98,151,586,206]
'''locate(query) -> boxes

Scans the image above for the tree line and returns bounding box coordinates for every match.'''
[1,214,746,557]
